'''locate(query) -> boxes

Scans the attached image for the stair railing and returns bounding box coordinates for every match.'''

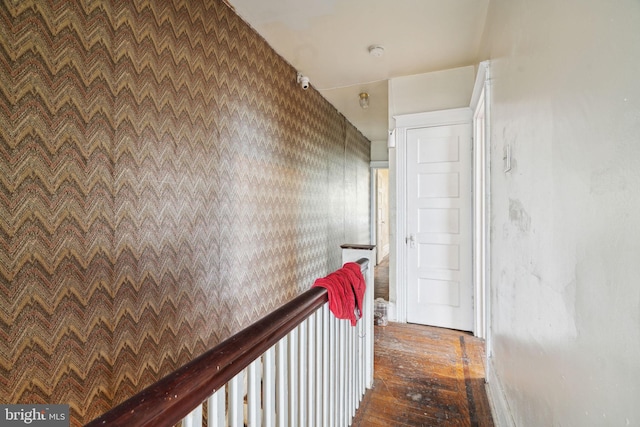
[86,249,374,427]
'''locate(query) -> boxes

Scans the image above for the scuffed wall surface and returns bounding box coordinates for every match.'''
[482,0,640,425]
[0,0,370,424]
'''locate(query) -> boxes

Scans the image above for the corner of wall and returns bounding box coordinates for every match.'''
[370,139,389,162]
[486,357,516,427]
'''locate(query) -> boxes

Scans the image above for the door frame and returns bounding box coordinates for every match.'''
[394,108,473,325]
[370,160,389,263]
[470,61,491,341]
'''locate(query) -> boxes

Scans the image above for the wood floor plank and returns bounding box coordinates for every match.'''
[352,323,494,427]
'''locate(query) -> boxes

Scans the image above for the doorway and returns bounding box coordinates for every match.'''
[393,108,473,330]
[392,62,491,339]
[375,169,390,264]
[371,163,390,302]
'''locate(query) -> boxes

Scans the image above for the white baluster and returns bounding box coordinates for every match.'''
[339,320,346,426]
[358,313,364,400]
[344,320,349,423]
[329,316,340,427]
[299,320,308,427]
[348,319,353,422]
[352,321,358,416]
[354,323,359,414]
[248,358,261,426]
[348,322,353,419]
[307,313,316,427]
[353,322,359,415]
[322,305,331,427]
[207,388,225,427]
[183,403,202,427]
[315,308,324,427]
[288,326,299,427]
[276,336,288,427]
[263,347,276,427]
[346,320,352,424]
[228,371,244,427]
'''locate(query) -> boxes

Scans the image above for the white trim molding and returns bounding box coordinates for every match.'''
[470,60,492,342]
[370,160,389,169]
[470,61,490,111]
[369,161,389,256]
[394,107,472,129]
[486,357,516,427]
[394,126,408,323]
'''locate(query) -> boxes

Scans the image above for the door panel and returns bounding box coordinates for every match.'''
[418,279,459,306]
[420,173,459,198]
[420,208,459,234]
[406,124,472,331]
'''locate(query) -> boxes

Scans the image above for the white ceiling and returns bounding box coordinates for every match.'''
[226,0,489,142]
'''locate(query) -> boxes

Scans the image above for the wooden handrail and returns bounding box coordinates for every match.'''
[86,258,369,427]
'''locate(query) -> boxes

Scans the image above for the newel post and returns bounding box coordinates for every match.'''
[341,244,376,389]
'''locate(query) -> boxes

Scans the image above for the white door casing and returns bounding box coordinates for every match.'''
[394,108,473,330]
[370,161,389,263]
[470,60,490,341]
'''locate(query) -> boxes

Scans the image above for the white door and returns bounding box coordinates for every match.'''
[406,124,472,331]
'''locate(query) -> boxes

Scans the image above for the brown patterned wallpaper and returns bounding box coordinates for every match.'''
[0,0,370,425]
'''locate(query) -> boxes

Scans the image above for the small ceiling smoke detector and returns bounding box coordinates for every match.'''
[368,45,385,58]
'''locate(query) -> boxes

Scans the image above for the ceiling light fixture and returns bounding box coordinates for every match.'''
[368,45,385,58]
[359,92,370,109]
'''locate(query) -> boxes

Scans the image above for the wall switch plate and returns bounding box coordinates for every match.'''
[503,144,512,173]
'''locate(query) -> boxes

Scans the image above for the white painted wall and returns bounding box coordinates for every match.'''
[481,0,640,425]
[389,66,476,125]
[370,139,388,162]
[387,67,475,317]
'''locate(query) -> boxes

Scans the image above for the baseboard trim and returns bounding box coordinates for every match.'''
[485,357,516,427]
[387,301,397,322]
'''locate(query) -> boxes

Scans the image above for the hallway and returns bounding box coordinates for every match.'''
[374,255,389,301]
[352,323,493,426]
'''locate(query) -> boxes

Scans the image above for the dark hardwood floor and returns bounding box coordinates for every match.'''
[352,322,494,427]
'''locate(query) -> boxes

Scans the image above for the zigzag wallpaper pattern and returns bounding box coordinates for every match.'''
[0,0,371,425]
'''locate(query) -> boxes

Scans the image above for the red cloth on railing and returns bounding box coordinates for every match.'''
[312,262,365,326]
